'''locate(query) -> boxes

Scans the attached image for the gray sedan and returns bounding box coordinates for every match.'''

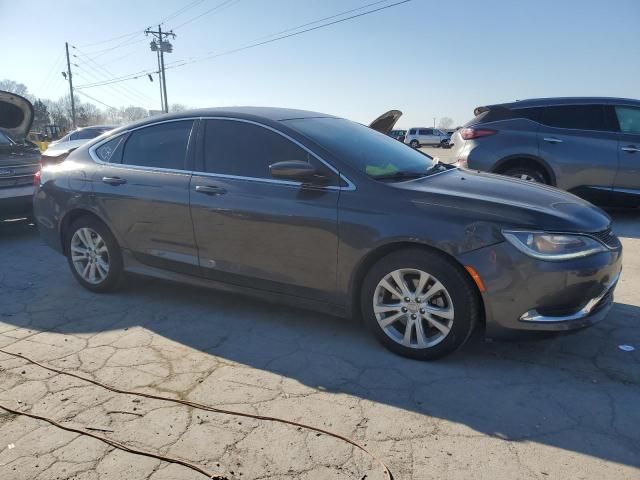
[33,107,622,359]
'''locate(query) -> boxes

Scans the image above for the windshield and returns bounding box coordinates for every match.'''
[285,117,434,179]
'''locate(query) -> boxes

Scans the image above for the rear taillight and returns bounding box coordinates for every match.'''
[34,160,42,186]
[460,127,498,140]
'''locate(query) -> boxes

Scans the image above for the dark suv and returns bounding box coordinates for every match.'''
[450,97,640,207]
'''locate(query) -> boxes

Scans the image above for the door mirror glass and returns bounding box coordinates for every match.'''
[270,160,320,183]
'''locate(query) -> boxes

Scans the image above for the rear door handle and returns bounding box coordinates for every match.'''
[543,137,563,144]
[102,176,127,185]
[195,184,227,195]
[621,146,640,153]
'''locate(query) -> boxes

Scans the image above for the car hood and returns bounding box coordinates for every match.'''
[0,90,33,139]
[369,110,402,135]
[399,168,610,233]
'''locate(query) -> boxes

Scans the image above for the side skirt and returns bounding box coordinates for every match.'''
[121,250,349,318]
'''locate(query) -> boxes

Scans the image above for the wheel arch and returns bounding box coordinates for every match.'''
[349,241,486,325]
[59,208,117,255]
[492,154,557,186]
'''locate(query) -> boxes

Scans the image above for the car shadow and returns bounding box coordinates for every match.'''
[606,208,640,239]
[1,218,639,470]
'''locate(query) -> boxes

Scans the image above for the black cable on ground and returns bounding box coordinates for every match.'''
[0,349,393,480]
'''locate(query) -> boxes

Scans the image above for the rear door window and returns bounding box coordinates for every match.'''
[540,105,609,131]
[615,106,640,134]
[121,120,194,170]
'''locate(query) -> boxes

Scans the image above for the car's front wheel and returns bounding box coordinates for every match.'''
[502,166,548,184]
[65,217,123,292]
[409,140,420,148]
[361,249,479,360]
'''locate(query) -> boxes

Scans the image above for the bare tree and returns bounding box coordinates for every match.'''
[0,79,30,98]
[438,117,454,130]
[170,103,188,113]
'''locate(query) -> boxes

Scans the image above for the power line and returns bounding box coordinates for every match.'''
[73,47,155,104]
[73,62,151,108]
[159,0,206,25]
[166,0,411,70]
[170,0,241,30]
[75,0,209,51]
[74,0,411,89]
[78,30,141,48]
[74,90,117,110]
[251,0,391,43]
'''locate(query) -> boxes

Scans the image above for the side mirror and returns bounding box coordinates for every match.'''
[269,160,322,184]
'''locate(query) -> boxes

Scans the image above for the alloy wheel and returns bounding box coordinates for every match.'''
[373,268,454,349]
[518,174,537,182]
[70,227,110,284]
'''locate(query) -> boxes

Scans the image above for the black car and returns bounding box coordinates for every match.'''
[34,107,622,360]
[0,91,41,220]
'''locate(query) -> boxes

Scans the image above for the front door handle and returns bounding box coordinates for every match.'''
[102,176,127,185]
[543,137,563,144]
[195,184,227,195]
[621,146,640,153]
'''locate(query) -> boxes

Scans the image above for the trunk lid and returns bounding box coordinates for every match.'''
[369,110,402,135]
[0,90,34,140]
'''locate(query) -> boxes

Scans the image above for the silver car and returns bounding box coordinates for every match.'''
[404,127,449,148]
[450,97,640,207]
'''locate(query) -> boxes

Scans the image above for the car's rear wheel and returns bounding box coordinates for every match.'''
[361,249,479,360]
[410,140,420,148]
[65,217,123,292]
[502,166,548,184]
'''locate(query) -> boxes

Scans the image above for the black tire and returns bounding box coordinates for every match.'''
[502,166,548,184]
[65,216,124,293]
[410,140,420,148]
[360,248,479,360]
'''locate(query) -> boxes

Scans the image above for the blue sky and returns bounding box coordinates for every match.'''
[1,0,639,128]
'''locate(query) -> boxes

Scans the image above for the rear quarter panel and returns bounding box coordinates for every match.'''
[465,119,540,171]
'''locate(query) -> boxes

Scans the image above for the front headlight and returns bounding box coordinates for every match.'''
[502,230,607,261]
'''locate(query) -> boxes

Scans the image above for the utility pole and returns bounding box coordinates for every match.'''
[145,25,175,113]
[64,42,76,128]
[433,117,436,128]
[156,49,165,112]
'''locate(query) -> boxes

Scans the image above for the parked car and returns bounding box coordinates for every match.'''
[0,90,41,221]
[404,127,449,148]
[389,130,407,142]
[34,107,622,360]
[451,97,640,207]
[43,125,115,165]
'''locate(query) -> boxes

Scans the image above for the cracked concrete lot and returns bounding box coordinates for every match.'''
[0,211,639,480]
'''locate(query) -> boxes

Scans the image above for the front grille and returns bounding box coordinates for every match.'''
[590,228,621,250]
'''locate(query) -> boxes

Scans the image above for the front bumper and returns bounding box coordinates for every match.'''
[457,241,623,336]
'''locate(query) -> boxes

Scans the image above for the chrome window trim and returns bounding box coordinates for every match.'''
[88,116,356,191]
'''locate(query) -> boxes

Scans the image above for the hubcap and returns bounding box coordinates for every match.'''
[373,268,454,349]
[517,173,537,182]
[70,228,110,284]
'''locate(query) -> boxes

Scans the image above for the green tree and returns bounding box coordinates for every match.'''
[32,100,50,132]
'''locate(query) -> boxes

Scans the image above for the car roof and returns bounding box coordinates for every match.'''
[490,97,640,110]
[101,107,338,137]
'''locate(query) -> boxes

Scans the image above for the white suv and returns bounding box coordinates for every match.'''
[404,128,449,148]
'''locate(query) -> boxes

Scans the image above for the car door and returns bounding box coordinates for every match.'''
[91,119,200,274]
[189,118,341,302]
[612,104,640,206]
[418,129,431,144]
[536,104,619,202]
